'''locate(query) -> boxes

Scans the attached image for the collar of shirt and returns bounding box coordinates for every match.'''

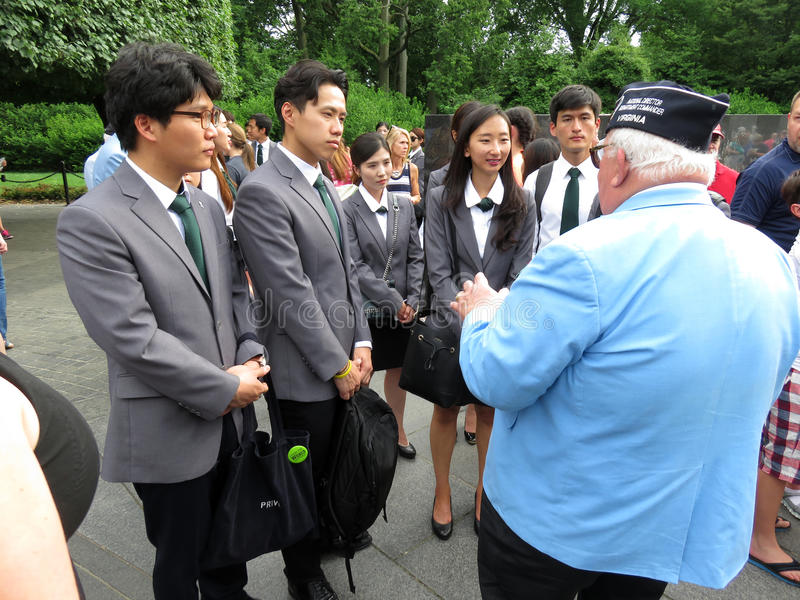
[409,147,422,159]
[617,182,711,213]
[125,157,186,210]
[359,183,389,212]
[465,172,504,208]
[277,143,323,187]
[553,153,597,181]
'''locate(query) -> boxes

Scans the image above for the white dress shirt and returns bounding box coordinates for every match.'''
[126,157,190,238]
[360,184,389,239]
[255,139,270,164]
[523,153,598,250]
[465,173,503,259]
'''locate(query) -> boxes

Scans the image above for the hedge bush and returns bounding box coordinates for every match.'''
[0,102,104,171]
[0,183,85,202]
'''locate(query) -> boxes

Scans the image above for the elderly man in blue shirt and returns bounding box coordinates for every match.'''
[452,81,800,599]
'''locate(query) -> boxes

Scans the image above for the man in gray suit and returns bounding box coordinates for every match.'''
[246,112,277,166]
[234,60,371,600]
[57,42,268,600]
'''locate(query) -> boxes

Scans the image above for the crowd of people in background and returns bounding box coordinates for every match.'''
[3,39,797,600]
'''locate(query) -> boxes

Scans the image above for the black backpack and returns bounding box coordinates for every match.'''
[320,386,399,591]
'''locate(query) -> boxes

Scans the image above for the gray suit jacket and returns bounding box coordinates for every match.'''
[57,161,263,484]
[234,148,370,402]
[427,163,449,194]
[410,149,426,199]
[424,185,538,331]
[343,190,424,313]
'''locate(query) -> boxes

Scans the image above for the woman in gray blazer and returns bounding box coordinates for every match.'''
[343,133,425,460]
[424,104,538,540]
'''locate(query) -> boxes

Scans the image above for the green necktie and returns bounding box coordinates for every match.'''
[376,205,388,214]
[560,167,581,234]
[169,193,209,289]
[256,143,263,166]
[222,168,237,199]
[313,175,341,247]
[477,197,494,212]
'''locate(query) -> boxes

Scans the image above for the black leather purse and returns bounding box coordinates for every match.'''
[203,374,316,568]
[399,208,475,407]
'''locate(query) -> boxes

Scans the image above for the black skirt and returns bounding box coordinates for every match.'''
[368,319,411,371]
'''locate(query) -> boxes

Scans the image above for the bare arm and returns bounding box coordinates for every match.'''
[0,379,80,600]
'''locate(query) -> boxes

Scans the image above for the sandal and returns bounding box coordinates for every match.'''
[748,554,800,587]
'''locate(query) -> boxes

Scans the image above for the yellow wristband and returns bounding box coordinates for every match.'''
[334,360,352,379]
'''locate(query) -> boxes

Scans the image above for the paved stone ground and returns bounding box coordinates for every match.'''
[4,203,798,599]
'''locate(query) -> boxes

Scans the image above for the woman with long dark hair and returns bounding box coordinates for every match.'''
[424,103,538,539]
[343,133,424,459]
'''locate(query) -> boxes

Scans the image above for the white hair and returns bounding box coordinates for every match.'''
[608,128,716,185]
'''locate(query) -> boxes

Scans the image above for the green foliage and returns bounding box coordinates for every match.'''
[0,102,103,170]
[577,42,651,110]
[342,82,426,143]
[499,29,579,113]
[1,0,240,104]
[692,87,784,115]
[0,183,84,202]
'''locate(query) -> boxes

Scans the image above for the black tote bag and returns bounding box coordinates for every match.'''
[203,375,316,568]
[399,208,477,408]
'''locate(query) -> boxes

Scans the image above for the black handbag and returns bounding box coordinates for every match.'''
[203,374,316,568]
[398,208,476,407]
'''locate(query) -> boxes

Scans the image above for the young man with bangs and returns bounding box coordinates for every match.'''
[234,60,372,600]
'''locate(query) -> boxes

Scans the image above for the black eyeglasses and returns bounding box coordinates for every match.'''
[172,107,221,130]
[410,136,418,141]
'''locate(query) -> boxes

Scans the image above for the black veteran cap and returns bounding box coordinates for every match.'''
[606,81,730,151]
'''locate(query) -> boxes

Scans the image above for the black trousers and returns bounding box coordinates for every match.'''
[278,396,340,582]
[134,414,250,600]
[478,496,668,600]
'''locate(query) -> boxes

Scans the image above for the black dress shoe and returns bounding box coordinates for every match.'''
[431,496,453,540]
[464,430,477,445]
[287,576,338,600]
[352,530,372,551]
[398,441,416,459]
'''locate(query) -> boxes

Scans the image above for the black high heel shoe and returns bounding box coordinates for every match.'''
[431,496,453,540]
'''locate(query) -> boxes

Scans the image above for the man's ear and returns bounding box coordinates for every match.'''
[790,203,800,220]
[134,114,159,143]
[610,148,629,188]
[280,102,295,129]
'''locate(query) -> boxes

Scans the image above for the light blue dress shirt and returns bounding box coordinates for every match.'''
[92,133,127,189]
[460,183,800,588]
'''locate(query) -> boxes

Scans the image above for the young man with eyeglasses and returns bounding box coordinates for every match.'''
[57,42,268,600]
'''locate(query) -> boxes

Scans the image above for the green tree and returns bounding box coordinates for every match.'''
[2,0,239,115]
[531,0,641,61]
[578,33,651,109]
